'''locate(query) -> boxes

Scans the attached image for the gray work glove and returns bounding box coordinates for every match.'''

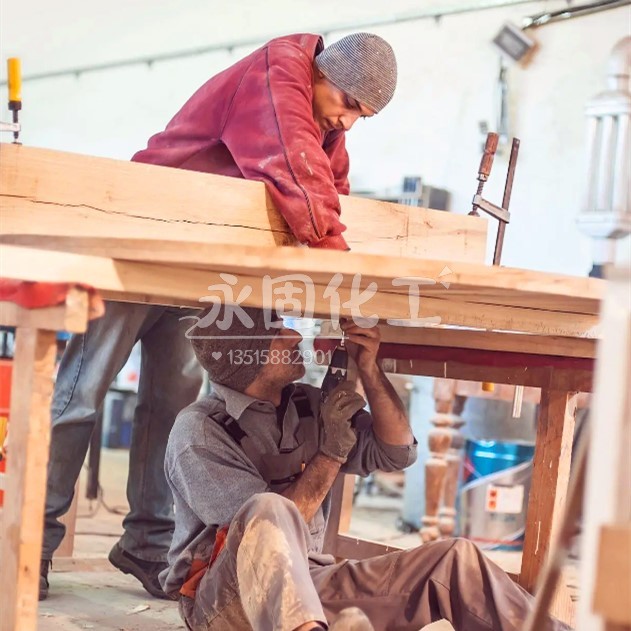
[319,381,366,464]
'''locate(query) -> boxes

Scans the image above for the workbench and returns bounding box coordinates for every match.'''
[0,144,602,630]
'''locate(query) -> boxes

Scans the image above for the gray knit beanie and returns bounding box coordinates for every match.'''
[188,305,281,392]
[315,32,397,113]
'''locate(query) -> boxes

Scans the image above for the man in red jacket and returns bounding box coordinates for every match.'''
[133,32,396,249]
[40,32,398,601]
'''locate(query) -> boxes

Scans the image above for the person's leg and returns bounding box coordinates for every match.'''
[119,307,203,561]
[182,493,327,631]
[42,301,161,561]
[310,538,572,631]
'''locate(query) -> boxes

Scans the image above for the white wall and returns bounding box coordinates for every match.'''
[1,0,629,274]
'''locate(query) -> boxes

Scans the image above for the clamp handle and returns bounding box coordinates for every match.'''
[478,132,498,181]
[7,58,21,110]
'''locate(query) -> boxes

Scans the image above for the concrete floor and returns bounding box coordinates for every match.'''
[39,570,184,631]
[38,448,577,630]
[40,449,184,630]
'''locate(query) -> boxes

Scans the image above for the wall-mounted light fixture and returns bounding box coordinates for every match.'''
[492,22,536,63]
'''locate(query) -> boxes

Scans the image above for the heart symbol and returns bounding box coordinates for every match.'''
[212,351,222,360]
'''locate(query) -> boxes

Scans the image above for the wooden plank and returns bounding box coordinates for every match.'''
[0,245,601,338]
[0,287,89,334]
[0,235,603,316]
[333,533,404,560]
[593,524,631,625]
[0,328,57,631]
[0,143,488,263]
[519,389,578,594]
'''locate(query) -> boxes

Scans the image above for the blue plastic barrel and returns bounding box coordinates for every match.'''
[459,440,535,551]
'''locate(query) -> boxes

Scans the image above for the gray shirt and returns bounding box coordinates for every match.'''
[160,381,417,594]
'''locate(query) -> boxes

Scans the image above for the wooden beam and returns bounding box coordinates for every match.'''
[333,534,404,560]
[0,328,57,631]
[0,244,602,338]
[519,389,578,594]
[322,474,355,556]
[379,357,593,392]
[0,143,488,262]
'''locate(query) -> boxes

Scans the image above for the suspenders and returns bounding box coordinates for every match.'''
[207,387,319,489]
[291,388,313,420]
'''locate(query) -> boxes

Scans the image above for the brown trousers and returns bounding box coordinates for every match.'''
[179,493,571,631]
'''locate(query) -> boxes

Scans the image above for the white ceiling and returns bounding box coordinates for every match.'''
[0,0,555,80]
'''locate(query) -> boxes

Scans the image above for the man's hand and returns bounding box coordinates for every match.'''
[340,319,380,374]
[319,381,366,463]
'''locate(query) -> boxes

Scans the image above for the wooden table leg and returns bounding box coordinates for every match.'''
[519,387,578,624]
[0,328,57,631]
[421,379,465,543]
[439,425,465,538]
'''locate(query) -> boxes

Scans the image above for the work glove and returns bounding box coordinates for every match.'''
[319,381,366,464]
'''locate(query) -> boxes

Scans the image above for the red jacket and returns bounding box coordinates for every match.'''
[132,34,350,250]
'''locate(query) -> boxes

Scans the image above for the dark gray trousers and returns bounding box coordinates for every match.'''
[179,493,571,631]
[43,301,203,561]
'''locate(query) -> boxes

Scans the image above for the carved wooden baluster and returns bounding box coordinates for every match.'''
[438,396,466,538]
[421,416,451,542]
[420,379,466,543]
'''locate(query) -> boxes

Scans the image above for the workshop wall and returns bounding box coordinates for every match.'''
[1,0,629,273]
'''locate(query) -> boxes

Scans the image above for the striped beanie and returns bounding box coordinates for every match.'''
[315,33,397,113]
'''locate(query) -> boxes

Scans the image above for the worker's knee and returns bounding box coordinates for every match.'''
[228,493,302,555]
[402,538,484,583]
